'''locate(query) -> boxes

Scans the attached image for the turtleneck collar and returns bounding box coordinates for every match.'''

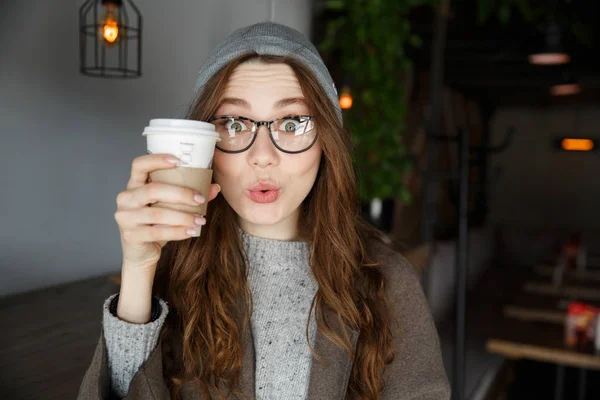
[237,226,311,266]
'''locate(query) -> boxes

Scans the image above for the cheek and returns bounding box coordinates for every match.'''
[305,143,322,174]
[286,148,322,186]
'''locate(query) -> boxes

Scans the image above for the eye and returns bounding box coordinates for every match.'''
[279,118,305,134]
[284,121,297,132]
[225,118,249,133]
[211,117,252,137]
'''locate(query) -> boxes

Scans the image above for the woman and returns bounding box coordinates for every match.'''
[78,22,450,400]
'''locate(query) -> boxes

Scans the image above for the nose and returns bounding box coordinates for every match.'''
[247,124,278,168]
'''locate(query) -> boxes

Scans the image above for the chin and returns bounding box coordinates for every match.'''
[241,202,286,225]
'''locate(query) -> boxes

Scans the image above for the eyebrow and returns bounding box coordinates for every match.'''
[218,97,307,109]
[275,97,307,109]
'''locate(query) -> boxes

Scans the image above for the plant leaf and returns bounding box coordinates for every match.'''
[498,2,511,24]
[324,0,346,11]
[409,33,422,47]
[477,0,495,25]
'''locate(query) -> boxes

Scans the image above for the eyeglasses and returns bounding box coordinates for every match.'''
[208,115,317,154]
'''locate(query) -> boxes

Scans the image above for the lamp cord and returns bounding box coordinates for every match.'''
[549,0,559,22]
[270,0,276,22]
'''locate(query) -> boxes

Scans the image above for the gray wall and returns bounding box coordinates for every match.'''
[488,105,600,232]
[0,0,312,297]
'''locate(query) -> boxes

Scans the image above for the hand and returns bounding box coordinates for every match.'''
[114,153,221,271]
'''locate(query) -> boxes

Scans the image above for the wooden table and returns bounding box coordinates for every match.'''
[503,291,600,325]
[486,318,600,370]
[535,264,600,283]
[487,307,600,400]
[523,281,600,302]
[486,262,600,400]
[0,273,120,400]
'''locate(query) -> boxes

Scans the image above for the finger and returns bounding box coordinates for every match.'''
[207,183,222,202]
[125,225,197,244]
[121,182,203,209]
[116,206,206,229]
[126,154,180,191]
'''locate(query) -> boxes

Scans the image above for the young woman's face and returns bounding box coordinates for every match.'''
[212,60,322,238]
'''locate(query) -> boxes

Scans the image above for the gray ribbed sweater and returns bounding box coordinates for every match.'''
[102,227,318,399]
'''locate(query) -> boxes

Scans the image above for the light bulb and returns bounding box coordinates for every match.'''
[561,138,593,151]
[339,86,353,109]
[100,3,120,46]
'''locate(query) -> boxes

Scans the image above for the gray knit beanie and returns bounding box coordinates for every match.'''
[192,21,342,123]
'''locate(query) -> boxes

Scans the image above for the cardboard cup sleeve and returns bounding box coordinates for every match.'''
[148,167,213,216]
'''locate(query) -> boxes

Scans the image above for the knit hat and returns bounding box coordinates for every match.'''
[192,21,342,123]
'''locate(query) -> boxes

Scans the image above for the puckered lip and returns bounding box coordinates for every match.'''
[248,181,280,192]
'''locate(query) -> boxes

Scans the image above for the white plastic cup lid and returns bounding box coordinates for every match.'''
[149,119,214,130]
[143,118,220,141]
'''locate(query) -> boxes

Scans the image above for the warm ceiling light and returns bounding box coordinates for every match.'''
[550,71,581,96]
[101,4,120,45]
[561,138,594,152]
[528,53,571,65]
[339,86,353,109]
[551,83,581,96]
[528,22,570,66]
[79,0,143,78]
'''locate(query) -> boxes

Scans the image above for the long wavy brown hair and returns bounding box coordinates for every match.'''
[153,52,396,399]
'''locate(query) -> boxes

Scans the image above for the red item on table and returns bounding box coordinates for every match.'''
[565,301,598,352]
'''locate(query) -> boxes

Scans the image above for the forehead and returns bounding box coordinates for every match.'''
[222,60,303,97]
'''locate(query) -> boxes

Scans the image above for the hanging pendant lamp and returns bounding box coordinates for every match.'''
[528,21,570,65]
[79,0,142,78]
[550,70,581,96]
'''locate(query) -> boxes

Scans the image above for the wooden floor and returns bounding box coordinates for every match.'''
[0,273,119,400]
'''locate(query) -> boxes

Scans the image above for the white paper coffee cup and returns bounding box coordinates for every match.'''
[142,119,220,168]
[142,119,220,237]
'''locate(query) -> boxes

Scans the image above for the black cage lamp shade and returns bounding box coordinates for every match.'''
[79,0,142,78]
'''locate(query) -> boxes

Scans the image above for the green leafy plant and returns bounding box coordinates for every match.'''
[319,0,437,203]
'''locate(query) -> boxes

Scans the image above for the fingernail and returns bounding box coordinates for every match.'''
[216,184,221,192]
[194,193,205,203]
[194,216,206,226]
[166,157,180,164]
[186,227,200,237]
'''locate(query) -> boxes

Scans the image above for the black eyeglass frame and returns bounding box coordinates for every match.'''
[208,115,318,154]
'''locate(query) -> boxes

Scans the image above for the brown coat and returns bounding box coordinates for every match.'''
[77,241,450,399]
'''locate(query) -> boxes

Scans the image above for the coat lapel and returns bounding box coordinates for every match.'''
[307,306,359,400]
[236,320,256,399]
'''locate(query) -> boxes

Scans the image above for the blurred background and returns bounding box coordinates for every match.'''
[1,0,599,399]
